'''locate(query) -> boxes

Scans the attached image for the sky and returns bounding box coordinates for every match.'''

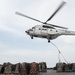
[0,0,75,67]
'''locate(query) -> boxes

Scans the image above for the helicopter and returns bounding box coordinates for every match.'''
[16,1,75,43]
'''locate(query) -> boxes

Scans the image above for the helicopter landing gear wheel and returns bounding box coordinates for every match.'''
[48,39,50,43]
[31,36,33,39]
[47,36,50,43]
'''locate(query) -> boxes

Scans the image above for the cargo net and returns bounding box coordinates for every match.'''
[50,41,68,64]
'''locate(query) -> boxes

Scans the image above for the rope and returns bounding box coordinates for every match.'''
[50,41,68,64]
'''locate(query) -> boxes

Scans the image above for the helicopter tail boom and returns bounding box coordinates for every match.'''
[60,30,75,35]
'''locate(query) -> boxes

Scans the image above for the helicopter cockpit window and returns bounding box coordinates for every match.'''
[39,28,41,30]
[32,27,35,29]
[42,29,47,30]
[42,25,55,29]
[29,29,33,31]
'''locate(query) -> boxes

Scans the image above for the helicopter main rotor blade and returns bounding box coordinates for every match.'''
[15,12,44,24]
[44,1,66,23]
[15,8,68,29]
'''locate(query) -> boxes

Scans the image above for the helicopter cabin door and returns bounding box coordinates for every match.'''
[34,25,41,35]
[41,28,48,36]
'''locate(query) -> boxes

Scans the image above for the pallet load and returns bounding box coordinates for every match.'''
[11,64,16,74]
[0,65,2,74]
[41,62,47,72]
[56,62,75,72]
[64,64,72,72]
[14,63,21,74]
[20,62,28,75]
[39,62,47,72]
[56,62,66,72]
[29,62,39,75]
[4,63,12,74]
[1,63,7,74]
[38,63,42,72]
[0,62,47,75]
[72,63,75,72]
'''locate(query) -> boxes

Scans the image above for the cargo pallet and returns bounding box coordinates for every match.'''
[56,62,75,72]
[0,62,47,75]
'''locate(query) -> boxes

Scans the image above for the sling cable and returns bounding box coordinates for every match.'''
[50,41,68,64]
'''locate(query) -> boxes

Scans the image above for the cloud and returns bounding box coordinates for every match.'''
[60,36,75,44]
[0,47,58,66]
[0,0,75,67]
[0,25,24,37]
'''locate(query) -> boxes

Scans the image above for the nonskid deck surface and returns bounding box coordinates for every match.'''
[0,74,18,75]
[0,70,75,75]
[40,70,75,75]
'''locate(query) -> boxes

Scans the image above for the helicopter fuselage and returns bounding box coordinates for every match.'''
[16,1,75,43]
[25,25,75,42]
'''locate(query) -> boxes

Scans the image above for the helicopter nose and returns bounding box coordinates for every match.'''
[25,30,29,34]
